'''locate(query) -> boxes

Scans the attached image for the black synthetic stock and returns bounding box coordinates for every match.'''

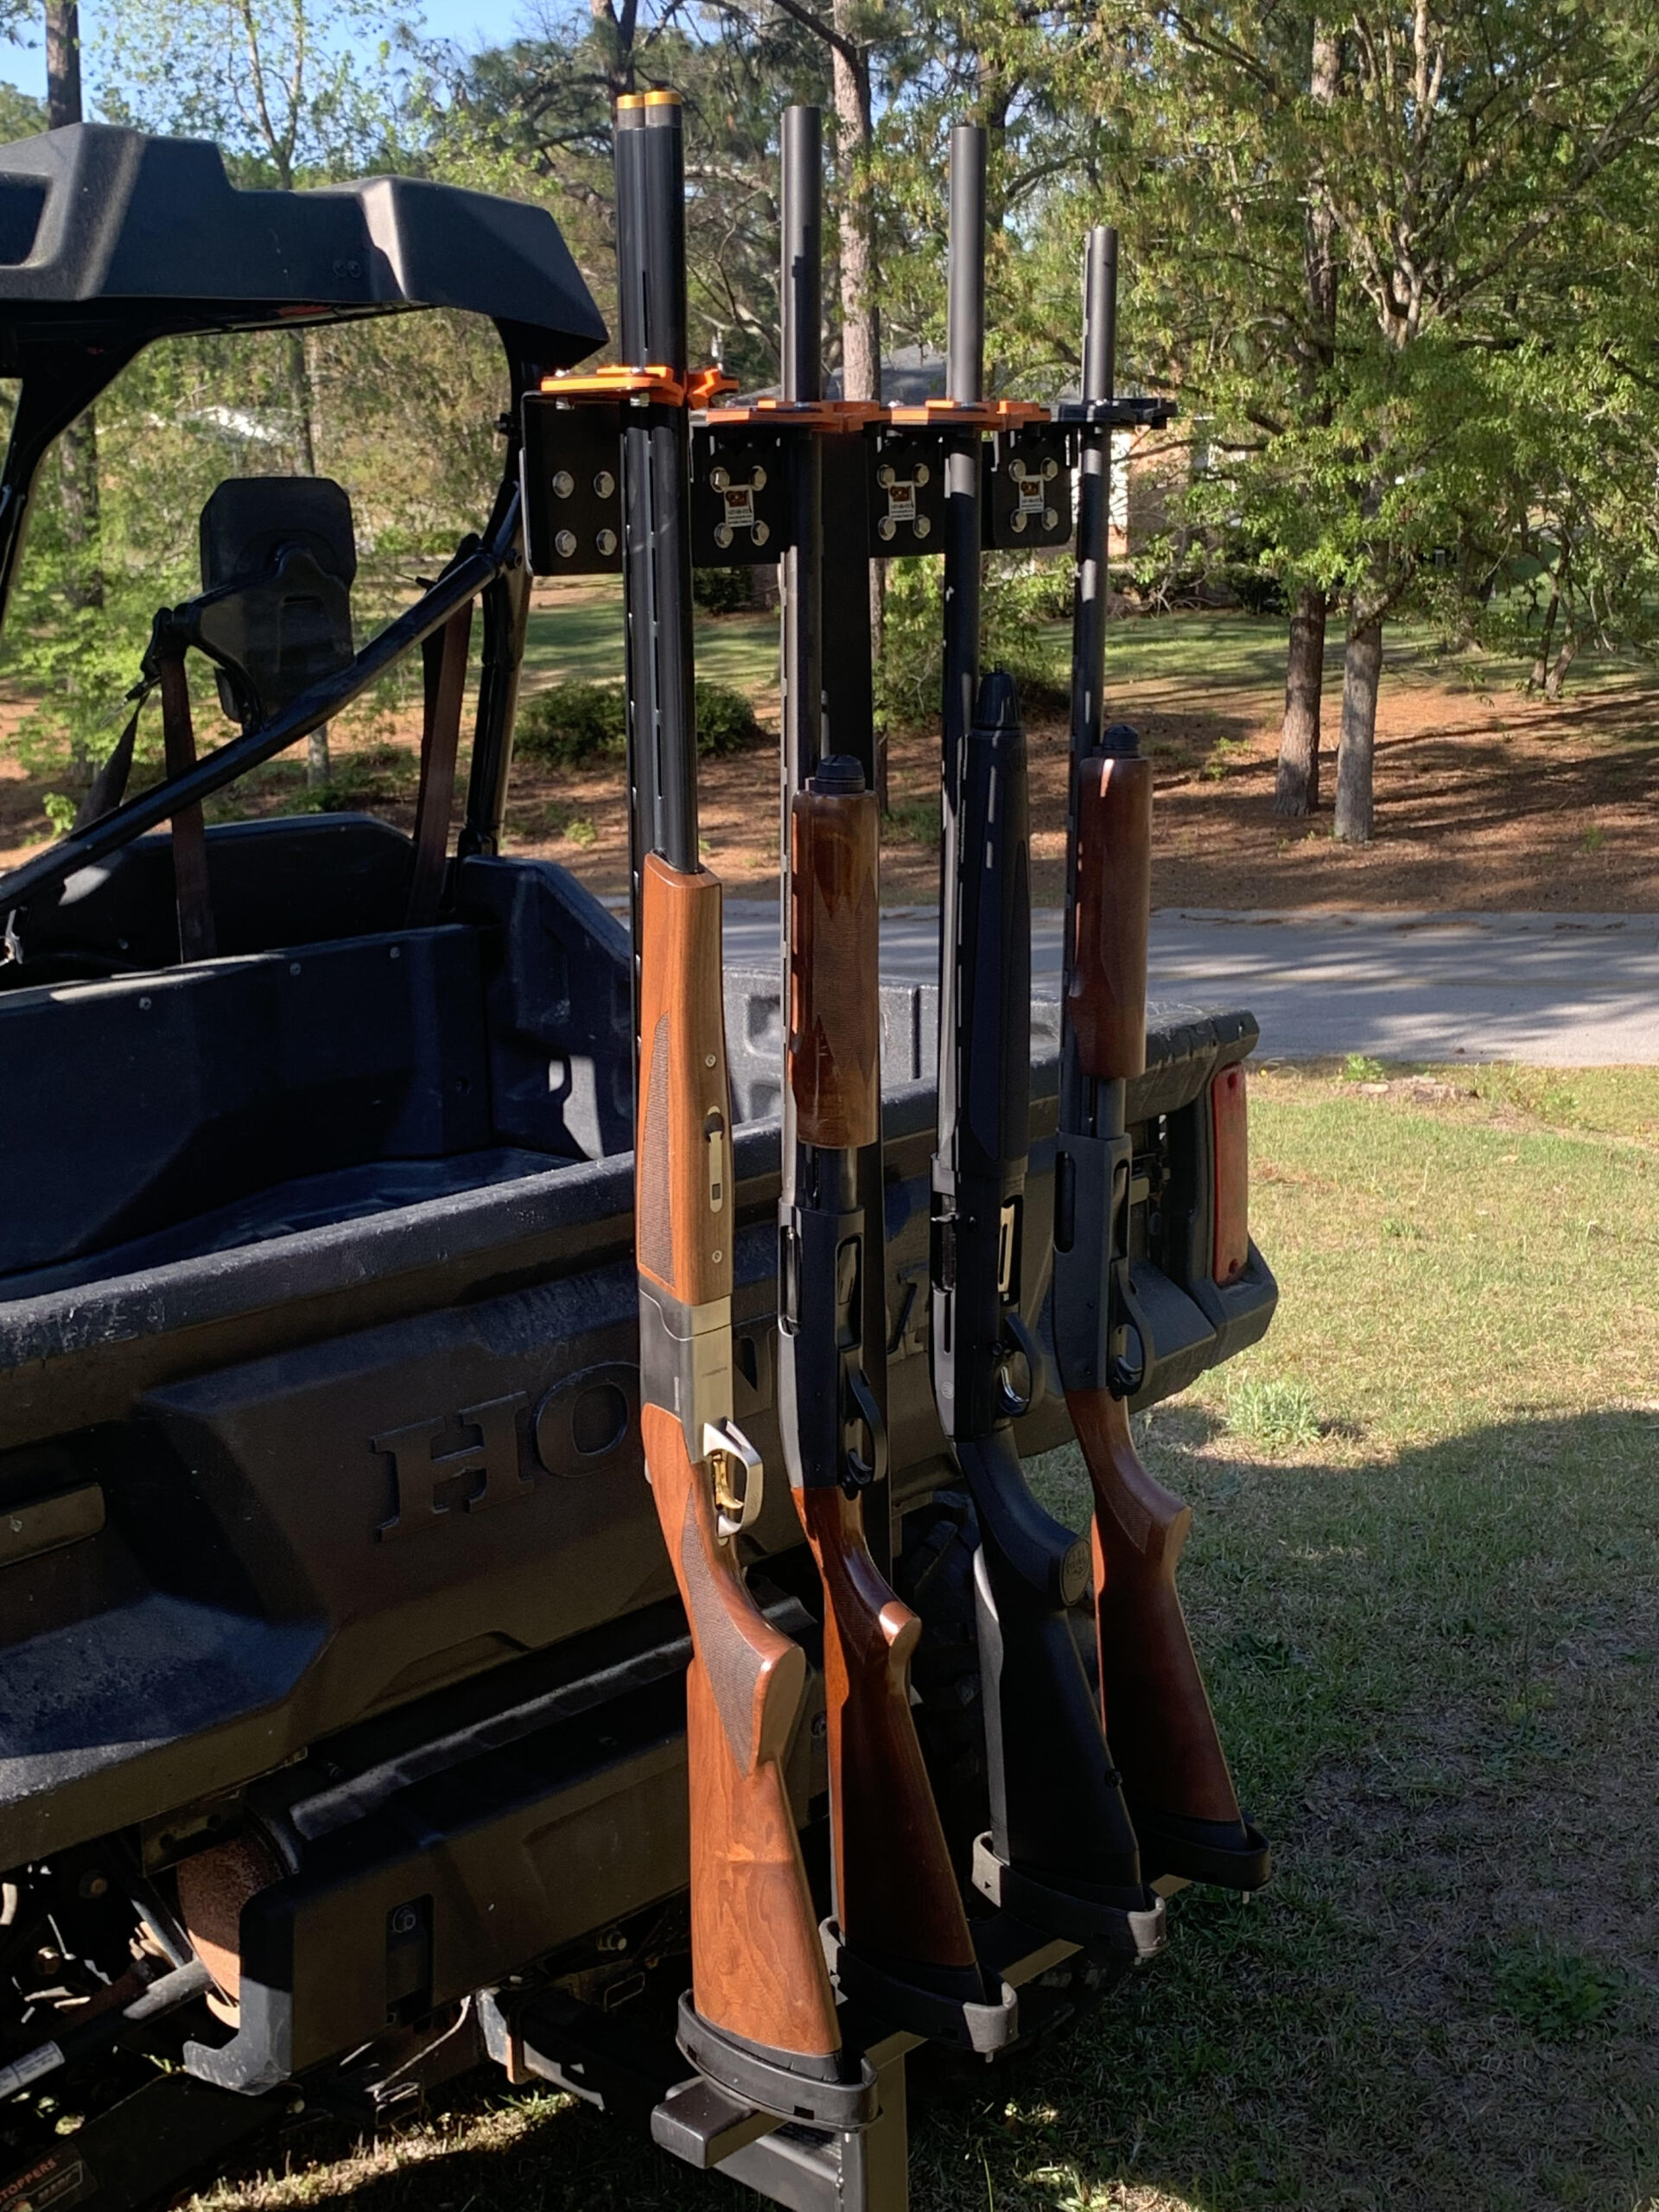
[957,1432,1143,1898]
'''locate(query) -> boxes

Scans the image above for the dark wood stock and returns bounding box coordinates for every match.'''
[643,1404,842,2056]
[1068,1387,1243,1826]
[789,785,880,1149]
[1067,753,1151,1081]
[795,1487,979,1974]
[636,852,734,1312]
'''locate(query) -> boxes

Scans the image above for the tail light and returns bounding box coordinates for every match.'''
[1211,1065,1249,1285]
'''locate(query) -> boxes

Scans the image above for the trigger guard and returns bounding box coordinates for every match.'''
[995,1308,1041,1421]
[840,1363,888,1496]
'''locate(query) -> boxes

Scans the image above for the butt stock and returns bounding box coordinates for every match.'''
[642,1403,841,2061]
[794,1491,982,1983]
[1067,1394,1264,1852]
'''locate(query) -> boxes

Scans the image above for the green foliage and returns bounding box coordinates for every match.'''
[515,681,627,767]
[691,567,753,617]
[876,556,1071,730]
[1491,1938,1619,2043]
[692,678,766,755]
[515,677,762,769]
[1341,1054,1389,1084]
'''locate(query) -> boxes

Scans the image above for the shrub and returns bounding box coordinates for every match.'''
[515,682,628,767]
[692,566,753,616]
[876,556,1071,731]
[516,678,763,769]
[692,678,766,755]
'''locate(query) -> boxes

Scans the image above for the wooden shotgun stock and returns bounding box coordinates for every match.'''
[785,776,1000,2036]
[1064,753,1268,1888]
[636,851,842,2068]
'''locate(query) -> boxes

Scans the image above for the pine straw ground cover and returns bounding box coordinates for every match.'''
[184,1065,1659,2212]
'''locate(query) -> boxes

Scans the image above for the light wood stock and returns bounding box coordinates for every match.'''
[1068,1387,1244,1827]
[795,1487,979,1974]
[789,785,880,1150]
[1067,753,1152,1081]
[637,851,735,1311]
[642,1401,841,2056]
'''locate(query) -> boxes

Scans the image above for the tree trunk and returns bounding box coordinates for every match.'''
[1272,19,1339,821]
[47,0,103,628]
[830,4,886,800]
[1529,568,1560,694]
[1333,607,1382,844]
[286,328,332,783]
[1544,632,1580,702]
[1274,586,1325,815]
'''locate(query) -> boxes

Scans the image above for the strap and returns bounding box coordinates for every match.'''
[405,600,474,927]
[157,650,217,964]
[70,695,147,834]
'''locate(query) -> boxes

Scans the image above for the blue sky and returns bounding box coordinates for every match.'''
[0,0,529,101]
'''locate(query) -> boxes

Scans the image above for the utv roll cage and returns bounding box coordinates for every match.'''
[0,123,607,921]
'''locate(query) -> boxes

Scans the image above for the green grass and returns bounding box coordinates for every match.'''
[183,1065,1659,2212]
[935,603,1659,712]
[520,583,779,699]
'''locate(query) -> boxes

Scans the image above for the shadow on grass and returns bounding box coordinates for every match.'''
[190,1406,1658,2212]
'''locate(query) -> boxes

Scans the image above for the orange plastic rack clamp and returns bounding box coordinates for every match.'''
[885,397,1049,429]
[537,364,738,408]
[699,397,887,435]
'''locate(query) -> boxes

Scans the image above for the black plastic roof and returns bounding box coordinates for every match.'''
[0,124,607,365]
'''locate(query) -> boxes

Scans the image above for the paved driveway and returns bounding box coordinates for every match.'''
[720,904,1659,1065]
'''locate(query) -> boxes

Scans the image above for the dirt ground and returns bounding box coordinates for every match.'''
[503,667,1659,912]
[4,632,1657,912]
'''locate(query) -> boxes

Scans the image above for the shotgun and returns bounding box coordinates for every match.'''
[929,128,1162,1961]
[1052,226,1270,1892]
[618,92,871,2127]
[772,105,1013,2055]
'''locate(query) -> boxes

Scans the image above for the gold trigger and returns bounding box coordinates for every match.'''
[704,1419,764,1540]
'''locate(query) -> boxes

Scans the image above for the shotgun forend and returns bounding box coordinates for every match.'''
[788,763,880,1154]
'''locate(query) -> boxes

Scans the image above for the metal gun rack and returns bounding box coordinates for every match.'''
[510,98,1179,2212]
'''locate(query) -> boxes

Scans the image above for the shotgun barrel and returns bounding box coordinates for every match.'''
[774,109,1012,2054]
[1052,228,1271,1894]
[620,92,871,2126]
